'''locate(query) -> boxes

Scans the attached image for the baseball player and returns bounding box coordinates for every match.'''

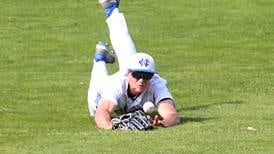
[88,0,180,130]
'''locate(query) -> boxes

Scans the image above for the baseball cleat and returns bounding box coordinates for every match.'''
[94,41,116,64]
[99,0,120,17]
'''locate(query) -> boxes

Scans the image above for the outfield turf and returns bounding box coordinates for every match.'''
[1,0,274,153]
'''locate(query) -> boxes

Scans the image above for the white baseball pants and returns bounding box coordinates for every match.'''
[87,9,136,116]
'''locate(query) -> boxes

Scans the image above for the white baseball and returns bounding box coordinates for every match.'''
[143,101,155,114]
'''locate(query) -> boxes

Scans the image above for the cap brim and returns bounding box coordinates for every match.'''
[128,69,156,74]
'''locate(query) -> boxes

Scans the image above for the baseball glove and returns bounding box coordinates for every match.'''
[111,110,153,131]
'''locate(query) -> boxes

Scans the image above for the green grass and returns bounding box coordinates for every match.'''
[1,0,274,153]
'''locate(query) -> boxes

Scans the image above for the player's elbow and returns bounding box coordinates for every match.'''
[162,112,180,127]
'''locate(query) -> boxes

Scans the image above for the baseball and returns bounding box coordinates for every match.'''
[143,101,156,114]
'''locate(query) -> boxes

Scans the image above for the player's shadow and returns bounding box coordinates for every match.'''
[179,100,243,111]
[177,100,243,124]
[179,116,216,124]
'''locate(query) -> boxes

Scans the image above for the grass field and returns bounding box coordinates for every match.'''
[1,0,274,153]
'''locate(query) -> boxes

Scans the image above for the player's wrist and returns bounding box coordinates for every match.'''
[107,123,113,130]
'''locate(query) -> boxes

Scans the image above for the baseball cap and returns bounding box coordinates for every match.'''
[128,53,156,73]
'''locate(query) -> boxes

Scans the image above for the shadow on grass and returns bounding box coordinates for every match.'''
[179,100,243,111]
[174,100,243,125]
[179,116,216,124]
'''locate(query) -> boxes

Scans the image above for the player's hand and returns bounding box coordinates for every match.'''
[147,115,167,127]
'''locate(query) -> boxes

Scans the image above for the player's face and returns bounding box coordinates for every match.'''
[128,71,154,95]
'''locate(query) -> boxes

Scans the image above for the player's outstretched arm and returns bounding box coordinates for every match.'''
[157,99,180,127]
[94,99,116,129]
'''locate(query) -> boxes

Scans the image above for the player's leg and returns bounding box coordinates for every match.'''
[87,61,107,116]
[99,0,137,73]
[87,41,115,116]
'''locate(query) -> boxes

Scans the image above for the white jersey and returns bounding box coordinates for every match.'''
[87,10,174,116]
[100,73,173,115]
